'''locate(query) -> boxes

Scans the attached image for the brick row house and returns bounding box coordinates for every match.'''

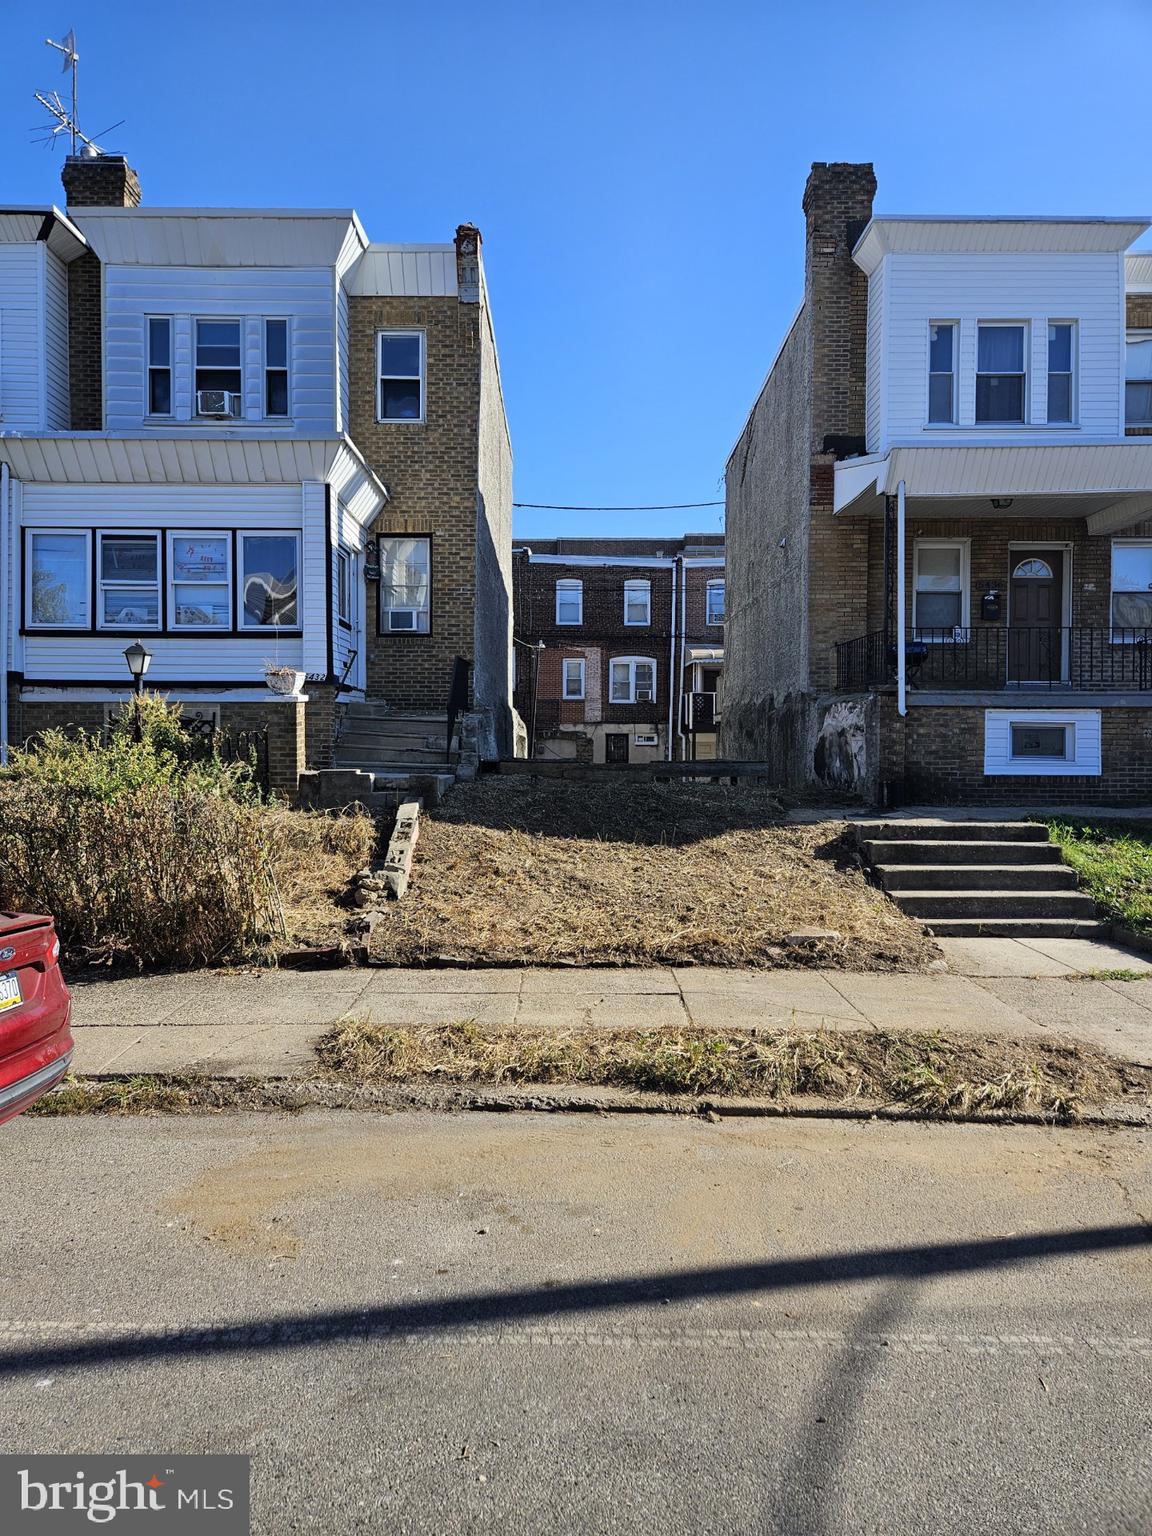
[0,152,514,794]
[723,162,1152,804]
[512,536,725,762]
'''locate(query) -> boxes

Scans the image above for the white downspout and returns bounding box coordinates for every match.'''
[666,560,677,761]
[0,462,9,765]
[896,479,907,718]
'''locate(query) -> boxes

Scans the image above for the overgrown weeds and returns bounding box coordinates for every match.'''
[1043,818,1152,937]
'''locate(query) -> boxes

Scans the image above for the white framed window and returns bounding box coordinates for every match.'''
[1126,333,1152,425]
[928,322,957,424]
[912,539,970,639]
[240,531,300,630]
[1046,322,1076,423]
[26,529,90,629]
[624,579,651,626]
[1111,540,1152,637]
[379,535,431,634]
[377,331,424,422]
[984,709,1101,777]
[609,656,656,704]
[97,532,160,630]
[195,319,242,415]
[337,547,351,624]
[706,578,725,625]
[147,317,172,416]
[562,658,585,699]
[264,319,289,417]
[976,323,1027,424]
[634,733,659,747]
[555,579,583,625]
[168,532,231,629]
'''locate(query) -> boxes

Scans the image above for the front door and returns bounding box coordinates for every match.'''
[605,733,629,764]
[1008,550,1065,683]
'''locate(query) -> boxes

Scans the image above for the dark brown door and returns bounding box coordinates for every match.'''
[605,733,629,764]
[1008,551,1065,682]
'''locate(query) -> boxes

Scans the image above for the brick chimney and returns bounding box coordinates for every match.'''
[60,153,142,429]
[455,224,481,304]
[802,162,876,455]
[61,151,141,209]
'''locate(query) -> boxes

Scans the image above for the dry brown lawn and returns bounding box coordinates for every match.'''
[268,806,377,951]
[366,778,937,970]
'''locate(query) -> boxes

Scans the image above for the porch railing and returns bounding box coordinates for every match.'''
[835,627,1152,693]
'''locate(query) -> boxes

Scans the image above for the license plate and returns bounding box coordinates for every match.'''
[0,973,22,1011]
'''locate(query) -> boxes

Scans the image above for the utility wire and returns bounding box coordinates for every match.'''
[513,500,724,511]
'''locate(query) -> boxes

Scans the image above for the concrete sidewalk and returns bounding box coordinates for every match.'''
[64,936,1152,1079]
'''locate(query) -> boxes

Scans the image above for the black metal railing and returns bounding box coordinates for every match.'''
[835,627,1152,693]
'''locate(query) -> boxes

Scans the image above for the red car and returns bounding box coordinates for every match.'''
[0,913,73,1124]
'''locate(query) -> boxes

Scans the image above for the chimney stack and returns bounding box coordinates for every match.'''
[455,224,481,304]
[61,151,141,209]
[802,162,876,453]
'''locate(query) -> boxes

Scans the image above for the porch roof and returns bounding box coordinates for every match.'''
[834,444,1152,533]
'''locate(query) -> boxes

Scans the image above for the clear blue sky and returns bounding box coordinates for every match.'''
[3,0,1150,540]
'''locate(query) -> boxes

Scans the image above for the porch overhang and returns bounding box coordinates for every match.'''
[687,645,724,663]
[833,443,1152,528]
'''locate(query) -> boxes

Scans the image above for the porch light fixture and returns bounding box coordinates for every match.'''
[991,498,1014,510]
[123,640,152,694]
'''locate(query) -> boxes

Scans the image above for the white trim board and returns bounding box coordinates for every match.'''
[983,708,1101,776]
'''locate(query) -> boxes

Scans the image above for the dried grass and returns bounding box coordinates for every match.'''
[265,806,377,949]
[367,779,936,970]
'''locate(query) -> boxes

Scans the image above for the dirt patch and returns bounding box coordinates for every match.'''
[364,779,935,971]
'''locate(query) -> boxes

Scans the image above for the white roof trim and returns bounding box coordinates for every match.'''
[72,210,368,268]
[521,554,676,568]
[854,216,1151,274]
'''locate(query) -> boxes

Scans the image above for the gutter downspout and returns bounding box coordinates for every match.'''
[0,463,9,765]
[896,478,907,718]
[678,557,688,759]
[666,560,677,761]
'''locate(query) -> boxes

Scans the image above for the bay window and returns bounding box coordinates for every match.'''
[1126,334,1152,426]
[624,579,651,625]
[928,322,957,423]
[913,540,969,638]
[241,532,299,629]
[98,533,160,629]
[976,324,1026,424]
[379,535,431,634]
[1111,540,1152,636]
[27,530,90,628]
[609,656,656,703]
[169,533,231,629]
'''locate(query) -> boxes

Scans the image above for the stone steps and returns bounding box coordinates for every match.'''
[877,863,1079,892]
[915,917,1109,939]
[862,838,1065,866]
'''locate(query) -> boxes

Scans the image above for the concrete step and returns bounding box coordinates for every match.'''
[861,838,1065,867]
[342,707,449,724]
[856,821,1049,842]
[921,917,1109,939]
[891,890,1098,920]
[876,863,1079,893]
[336,738,453,760]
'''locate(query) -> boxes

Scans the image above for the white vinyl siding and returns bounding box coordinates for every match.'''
[983,709,1101,776]
[865,260,886,451]
[43,249,70,429]
[0,245,43,428]
[623,579,651,625]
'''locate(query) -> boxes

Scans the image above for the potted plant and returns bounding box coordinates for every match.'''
[264,661,305,696]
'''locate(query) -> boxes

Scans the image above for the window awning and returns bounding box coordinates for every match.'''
[687,645,724,663]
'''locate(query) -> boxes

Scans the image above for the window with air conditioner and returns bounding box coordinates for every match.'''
[609,656,656,704]
[379,535,431,635]
[195,319,242,416]
[623,579,651,626]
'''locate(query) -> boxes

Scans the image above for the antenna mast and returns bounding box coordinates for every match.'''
[44,30,79,153]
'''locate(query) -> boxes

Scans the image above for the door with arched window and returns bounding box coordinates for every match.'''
[1007,550,1065,682]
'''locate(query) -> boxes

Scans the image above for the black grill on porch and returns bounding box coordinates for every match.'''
[835,627,1152,692]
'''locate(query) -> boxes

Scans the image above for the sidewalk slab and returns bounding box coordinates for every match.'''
[824,973,1043,1035]
[514,993,688,1030]
[937,939,1077,978]
[518,967,679,995]
[363,967,524,993]
[1014,937,1152,974]
[679,972,869,1029]
[979,979,1152,1067]
[353,987,519,1027]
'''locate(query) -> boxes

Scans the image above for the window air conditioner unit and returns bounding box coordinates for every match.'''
[388,609,417,631]
[636,688,653,702]
[196,389,240,418]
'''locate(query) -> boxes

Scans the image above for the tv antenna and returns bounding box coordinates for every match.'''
[33,31,124,156]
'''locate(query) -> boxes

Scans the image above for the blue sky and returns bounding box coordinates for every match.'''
[3,0,1151,540]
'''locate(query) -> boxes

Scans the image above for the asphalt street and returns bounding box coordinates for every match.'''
[1,1109,1149,1535]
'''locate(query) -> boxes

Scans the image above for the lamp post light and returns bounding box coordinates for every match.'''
[123,640,152,742]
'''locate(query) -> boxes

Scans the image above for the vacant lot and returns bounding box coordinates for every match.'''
[367,779,937,971]
[1043,819,1152,938]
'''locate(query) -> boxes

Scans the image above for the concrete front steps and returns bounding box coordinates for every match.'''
[334,706,463,773]
[856,821,1106,938]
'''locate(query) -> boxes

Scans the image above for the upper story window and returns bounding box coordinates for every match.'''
[623,579,651,625]
[1126,333,1152,425]
[1047,323,1076,424]
[265,320,289,418]
[975,324,1026,424]
[556,579,583,625]
[609,656,656,704]
[26,530,90,629]
[706,579,725,626]
[147,318,172,416]
[912,539,970,639]
[379,535,431,634]
[195,320,242,417]
[98,532,161,630]
[241,532,300,630]
[562,658,585,700]
[927,323,957,423]
[377,331,424,422]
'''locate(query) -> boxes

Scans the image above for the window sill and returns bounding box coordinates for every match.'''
[922,423,1081,432]
[374,418,426,427]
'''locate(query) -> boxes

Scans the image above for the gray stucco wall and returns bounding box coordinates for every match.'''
[473,277,514,755]
[720,306,813,760]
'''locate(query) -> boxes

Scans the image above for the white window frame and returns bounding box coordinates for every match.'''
[706,578,725,626]
[264,318,290,419]
[337,546,352,624]
[376,330,425,424]
[96,530,161,632]
[1110,538,1152,641]
[25,528,91,630]
[1126,331,1152,426]
[379,534,431,635]
[984,709,1101,777]
[167,530,232,631]
[912,538,970,641]
[609,655,657,704]
[561,657,585,700]
[927,321,958,425]
[239,529,302,632]
[634,732,660,747]
[555,579,583,625]
[975,322,1028,426]
[623,579,651,626]
[146,316,172,418]
[194,317,243,417]
[1046,321,1077,425]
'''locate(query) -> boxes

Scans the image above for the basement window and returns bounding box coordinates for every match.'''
[984,709,1100,776]
[1010,723,1071,761]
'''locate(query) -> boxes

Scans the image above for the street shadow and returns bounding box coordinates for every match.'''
[0,1223,1145,1378]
